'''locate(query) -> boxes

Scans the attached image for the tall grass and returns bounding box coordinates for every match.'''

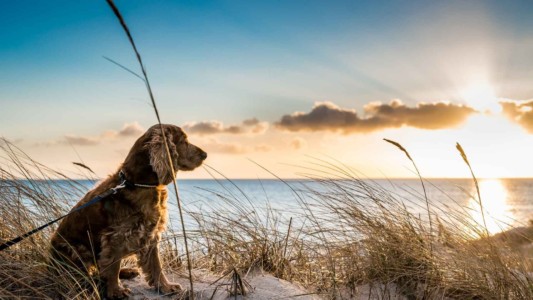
[384,138,433,255]
[0,138,532,299]
[0,140,100,299]
[456,143,490,238]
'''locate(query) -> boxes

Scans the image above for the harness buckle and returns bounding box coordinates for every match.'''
[111,181,127,194]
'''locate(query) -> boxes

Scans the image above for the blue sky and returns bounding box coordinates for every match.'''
[1,0,533,178]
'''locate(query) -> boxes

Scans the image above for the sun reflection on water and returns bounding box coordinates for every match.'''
[467,179,514,234]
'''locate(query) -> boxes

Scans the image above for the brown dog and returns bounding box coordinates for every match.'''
[50,124,207,299]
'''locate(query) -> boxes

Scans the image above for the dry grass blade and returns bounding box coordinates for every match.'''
[71,162,95,174]
[383,138,412,161]
[384,138,433,254]
[104,0,195,296]
[455,142,469,166]
[102,56,145,82]
[229,268,250,297]
[455,142,489,237]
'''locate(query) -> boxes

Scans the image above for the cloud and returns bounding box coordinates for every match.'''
[102,122,145,138]
[364,100,477,129]
[242,118,269,134]
[290,137,307,150]
[202,140,247,154]
[201,139,272,154]
[37,122,146,147]
[276,100,477,133]
[183,118,269,135]
[254,144,273,152]
[64,135,100,146]
[118,122,144,137]
[500,100,533,133]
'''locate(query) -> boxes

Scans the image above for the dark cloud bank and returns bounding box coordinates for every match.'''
[276,100,477,133]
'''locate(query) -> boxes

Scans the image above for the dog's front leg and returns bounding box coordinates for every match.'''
[138,240,183,294]
[99,238,131,299]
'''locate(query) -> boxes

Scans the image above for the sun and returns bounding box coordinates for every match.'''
[460,82,501,113]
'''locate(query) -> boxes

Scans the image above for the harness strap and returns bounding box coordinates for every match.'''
[0,180,127,252]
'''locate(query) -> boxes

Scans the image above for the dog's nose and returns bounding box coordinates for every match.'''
[200,151,207,160]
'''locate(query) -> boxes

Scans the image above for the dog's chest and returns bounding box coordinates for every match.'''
[134,187,169,241]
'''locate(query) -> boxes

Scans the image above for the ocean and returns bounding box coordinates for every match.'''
[55,178,533,235]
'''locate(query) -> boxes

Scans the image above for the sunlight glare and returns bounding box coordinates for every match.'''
[467,179,514,234]
[461,82,501,113]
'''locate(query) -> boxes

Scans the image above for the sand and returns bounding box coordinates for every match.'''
[123,269,410,299]
[124,269,321,300]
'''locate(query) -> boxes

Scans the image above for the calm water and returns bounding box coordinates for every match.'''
[22,178,533,235]
[173,178,533,234]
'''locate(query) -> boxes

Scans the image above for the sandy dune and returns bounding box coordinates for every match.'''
[125,270,321,300]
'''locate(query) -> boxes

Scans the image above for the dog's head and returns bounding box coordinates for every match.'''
[125,124,207,185]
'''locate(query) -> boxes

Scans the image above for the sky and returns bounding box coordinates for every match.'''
[1,0,532,179]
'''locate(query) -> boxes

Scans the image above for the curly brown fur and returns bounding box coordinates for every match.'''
[50,124,207,299]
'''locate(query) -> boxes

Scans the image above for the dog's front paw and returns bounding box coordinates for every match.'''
[119,267,140,280]
[106,286,131,299]
[158,282,183,294]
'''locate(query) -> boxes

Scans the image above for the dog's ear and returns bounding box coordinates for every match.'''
[146,126,179,184]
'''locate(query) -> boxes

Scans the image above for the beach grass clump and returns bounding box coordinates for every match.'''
[0,139,100,299]
[186,196,297,280]
[314,175,531,299]
[179,161,532,299]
